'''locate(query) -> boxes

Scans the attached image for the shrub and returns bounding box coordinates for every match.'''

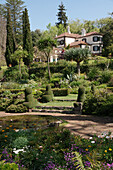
[6,104,28,113]
[13,137,28,149]
[87,67,100,81]
[83,89,113,116]
[4,65,29,82]
[24,87,38,109]
[41,95,52,102]
[52,88,68,96]
[77,86,85,102]
[99,70,112,83]
[41,85,53,103]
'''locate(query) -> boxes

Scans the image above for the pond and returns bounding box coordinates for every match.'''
[0,115,61,130]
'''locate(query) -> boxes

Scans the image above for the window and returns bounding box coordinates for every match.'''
[82,38,86,43]
[93,46,100,51]
[60,40,64,45]
[93,36,99,42]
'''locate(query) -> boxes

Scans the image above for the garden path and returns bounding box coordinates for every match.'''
[0,111,113,139]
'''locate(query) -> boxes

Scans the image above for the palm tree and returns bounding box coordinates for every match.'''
[64,48,91,76]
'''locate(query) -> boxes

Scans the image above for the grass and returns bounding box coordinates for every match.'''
[39,100,75,107]
[54,94,77,100]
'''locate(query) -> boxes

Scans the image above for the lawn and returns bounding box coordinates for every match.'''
[39,100,75,107]
[54,94,77,100]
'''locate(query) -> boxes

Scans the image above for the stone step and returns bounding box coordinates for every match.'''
[55,99,76,102]
[36,106,74,110]
[32,109,75,114]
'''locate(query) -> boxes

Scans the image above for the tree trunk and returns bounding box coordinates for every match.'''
[47,56,51,80]
[77,62,80,77]
[19,59,21,79]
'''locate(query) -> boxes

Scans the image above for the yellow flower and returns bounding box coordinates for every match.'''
[88,145,91,147]
[6,127,9,129]
[23,127,26,130]
[13,128,16,131]
[2,130,4,132]
[5,140,7,142]
[105,150,107,153]
[104,154,105,156]
[9,125,12,127]
[109,148,112,151]
[5,135,8,138]
[85,149,88,151]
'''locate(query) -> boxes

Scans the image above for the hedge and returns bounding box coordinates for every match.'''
[52,88,68,96]
[0,89,24,94]
[39,88,68,96]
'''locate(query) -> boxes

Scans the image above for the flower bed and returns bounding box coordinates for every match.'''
[0,115,113,169]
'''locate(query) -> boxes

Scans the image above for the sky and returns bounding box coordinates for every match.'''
[1,0,113,31]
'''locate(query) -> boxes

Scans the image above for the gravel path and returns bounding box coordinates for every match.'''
[0,111,113,138]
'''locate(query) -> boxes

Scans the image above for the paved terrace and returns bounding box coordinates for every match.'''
[0,112,113,138]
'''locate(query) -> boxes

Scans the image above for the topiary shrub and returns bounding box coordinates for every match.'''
[77,86,85,102]
[41,85,53,103]
[6,104,17,113]
[6,104,27,113]
[24,87,38,109]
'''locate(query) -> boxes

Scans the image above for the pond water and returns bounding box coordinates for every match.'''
[0,115,59,130]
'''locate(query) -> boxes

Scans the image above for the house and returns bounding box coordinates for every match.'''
[50,27,103,62]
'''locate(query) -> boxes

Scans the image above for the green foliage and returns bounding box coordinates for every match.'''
[87,67,100,81]
[24,87,38,109]
[99,70,112,83]
[64,48,91,76]
[4,65,29,82]
[0,161,18,170]
[83,89,113,116]
[56,2,68,28]
[23,8,33,65]
[41,85,53,102]
[5,8,16,67]
[52,88,68,96]
[37,37,57,80]
[6,104,28,113]
[77,86,85,102]
[13,136,28,149]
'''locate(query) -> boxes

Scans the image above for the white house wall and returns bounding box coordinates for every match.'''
[65,37,75,46]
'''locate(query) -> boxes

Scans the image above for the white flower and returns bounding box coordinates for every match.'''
[91,141,95,144]
[13,149,26,154]
[89,137,93,139]
[106,136,110,139]
[101,135,105,138]
[98,136,101,138]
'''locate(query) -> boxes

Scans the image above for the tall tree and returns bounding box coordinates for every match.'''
[1,0,25,44]
[22,8,33,66]
[0,15,7,66]
[64,48,91,76]
[37,38,57,80]
[56,2,68,28]
[5,8,16,67]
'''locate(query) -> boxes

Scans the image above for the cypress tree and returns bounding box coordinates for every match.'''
[22,8,33,66]
[1,0,25,44]
[5,8,16,67]
[56,2,68,28]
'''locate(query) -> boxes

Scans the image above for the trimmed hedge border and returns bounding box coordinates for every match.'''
[0,88,69,96]
[0,89,24,94]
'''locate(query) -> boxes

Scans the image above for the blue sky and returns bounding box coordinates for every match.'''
[1,0,113,31]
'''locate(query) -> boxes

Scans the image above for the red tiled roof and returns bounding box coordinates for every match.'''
[80,32,103,38]
[55,32,103,39]
[70,41,89,47]
[55,32,80,39]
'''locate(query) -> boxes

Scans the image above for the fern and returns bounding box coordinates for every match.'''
[73,151,86,170]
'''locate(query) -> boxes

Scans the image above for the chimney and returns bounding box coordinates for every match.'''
[67,25,71,34]
[81,28,86,36]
